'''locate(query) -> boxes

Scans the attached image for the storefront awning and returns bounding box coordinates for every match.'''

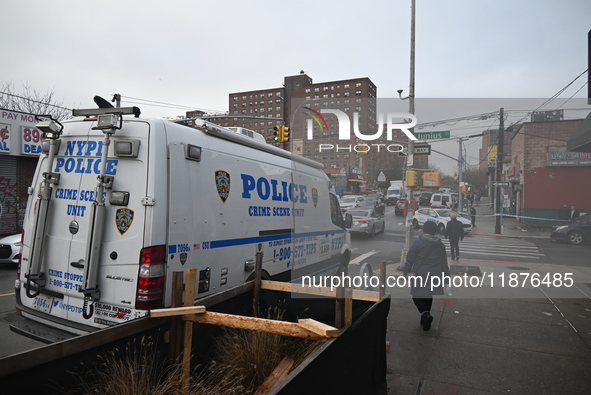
[567,112,591,153]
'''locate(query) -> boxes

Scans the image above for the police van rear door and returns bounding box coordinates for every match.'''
[20,117,150,330]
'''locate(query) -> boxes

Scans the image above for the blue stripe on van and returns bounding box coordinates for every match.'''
[208,229,347,249]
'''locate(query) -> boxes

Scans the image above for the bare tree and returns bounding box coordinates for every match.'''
[0,82,70,120]
[462,165,488,190]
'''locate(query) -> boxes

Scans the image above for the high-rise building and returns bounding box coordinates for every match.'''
[190,72,424,193]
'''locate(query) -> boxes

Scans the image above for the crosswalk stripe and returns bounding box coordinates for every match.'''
[449,250,542,259]
[441,233,544,259]
[443,240,539,249]
[442,243,542,253]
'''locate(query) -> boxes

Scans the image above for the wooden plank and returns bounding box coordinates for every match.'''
[184,311,334,340]
[150,305,206,318]
[254,356,295,395]
[297,318,340,337]
[261,280,336,298]
[253,251,263,317]
[344,288,353,327]
[181,268,198,394]
[169,271,184,360]
[261,280,380,301]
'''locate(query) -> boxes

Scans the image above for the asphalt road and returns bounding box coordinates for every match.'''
[0,263,44,357]
[1,206,589,358]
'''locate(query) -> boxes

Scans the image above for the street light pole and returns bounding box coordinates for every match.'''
[400,0,416,265]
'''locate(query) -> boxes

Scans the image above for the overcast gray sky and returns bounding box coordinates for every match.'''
[2,0,590,173]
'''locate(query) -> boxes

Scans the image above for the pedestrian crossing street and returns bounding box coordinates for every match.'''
[441,233,544,262]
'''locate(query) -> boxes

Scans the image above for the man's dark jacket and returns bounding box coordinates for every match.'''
[558,205,570,221]
[446,218,464,240]
[403,234,450,297]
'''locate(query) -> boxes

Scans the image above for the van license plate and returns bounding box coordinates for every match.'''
[32,294,55,313]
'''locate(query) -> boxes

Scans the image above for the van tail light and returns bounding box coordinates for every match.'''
[357,220,369,223]
[135,245,166,310]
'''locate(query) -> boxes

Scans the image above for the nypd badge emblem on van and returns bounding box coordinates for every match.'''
[215,170,230,203]
[312,187,318,208]
[116,208,134,235]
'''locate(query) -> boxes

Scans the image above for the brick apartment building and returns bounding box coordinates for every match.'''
[478,128,513,174]
[189,72,426,194]
[509,118,590,224]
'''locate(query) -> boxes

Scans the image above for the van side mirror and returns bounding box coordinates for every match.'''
[345,213,353,228]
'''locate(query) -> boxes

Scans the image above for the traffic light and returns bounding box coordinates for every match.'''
[422,172,441,188]
[281,126,289,142]
[357,142,369,156]
[406,170,418,187]
[273,126,282,142]
[273,125,290,143]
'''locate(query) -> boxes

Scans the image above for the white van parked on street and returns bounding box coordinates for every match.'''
[12,102,351,342]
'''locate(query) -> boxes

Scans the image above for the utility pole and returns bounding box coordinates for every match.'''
[495,108,505,234]
[401,0,416,265]
[457,137,468,213]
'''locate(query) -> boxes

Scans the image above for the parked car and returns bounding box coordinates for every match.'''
[419,192,433,206]
[346,208,385,237]
[412,208,472,234]
[358,196,386,216]
[339,195,364,212]
[550,213,591,245]
[0,233,22,265]
[394,199,418,216]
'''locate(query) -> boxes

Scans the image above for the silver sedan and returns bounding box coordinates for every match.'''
[346,209,385,237]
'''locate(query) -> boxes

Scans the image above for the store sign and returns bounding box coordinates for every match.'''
[547,146,591,167]
[0,110,44,156]
[348,173,366,183]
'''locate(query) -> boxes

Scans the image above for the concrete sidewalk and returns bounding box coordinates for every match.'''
[383,205,591,394]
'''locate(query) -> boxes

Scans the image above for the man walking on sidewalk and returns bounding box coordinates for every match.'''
[470,206,477,227]
[403,221,450,331]
[446,212,464,260]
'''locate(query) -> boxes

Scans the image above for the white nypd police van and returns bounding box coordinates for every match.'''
[12,103,351,342]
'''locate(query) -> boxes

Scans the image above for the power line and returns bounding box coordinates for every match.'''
[120,95,225,114]
[507,68,588,130]
[0,91,71,111]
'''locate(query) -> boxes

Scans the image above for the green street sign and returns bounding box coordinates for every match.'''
[414,131,450,140]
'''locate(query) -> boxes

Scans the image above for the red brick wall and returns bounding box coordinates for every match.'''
[524,166,591,210]
[519,120,589,212]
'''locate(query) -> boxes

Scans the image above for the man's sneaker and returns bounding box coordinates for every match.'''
[420,312,433,331]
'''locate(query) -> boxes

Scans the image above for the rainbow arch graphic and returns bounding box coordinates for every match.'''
[303,107,328,131]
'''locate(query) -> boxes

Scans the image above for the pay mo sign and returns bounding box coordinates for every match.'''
[398,144,431,156]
